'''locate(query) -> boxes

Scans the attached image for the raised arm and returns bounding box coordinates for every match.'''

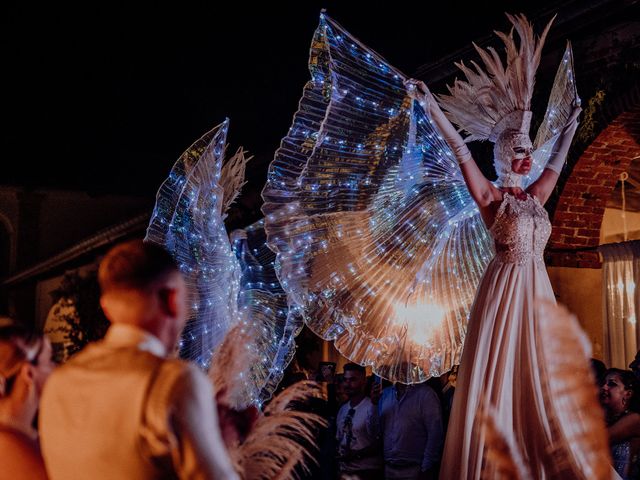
[528,105,582,204]
[608,412,640,445]
[407,80,498,208]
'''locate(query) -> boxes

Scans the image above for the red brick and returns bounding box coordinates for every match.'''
[567,236,591,246]
[562,220,583,228]
[620,138,640,148]
[555,226,577,236]
[608,145,632,153]
[577,251,600,261]
[577,228,601,237]
[586,220,604,230]
[561,183,583,194]
[587,186,614,196]
[574,170,596,179]
[568,205,593,213]
[552,211,573,222]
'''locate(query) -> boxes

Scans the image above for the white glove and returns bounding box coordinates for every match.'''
[404,78,472,165]
[545,105,582,174]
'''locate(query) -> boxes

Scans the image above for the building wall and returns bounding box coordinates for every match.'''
[36,191,152,260]
[547,266,604,360]
[0,186,150,277]
[600,207,640,244]
[546,208,640,364]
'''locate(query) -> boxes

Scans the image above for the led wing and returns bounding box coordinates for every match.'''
[146,119,241,368]
[228,220,304,406]
[524,42,580,186]
[262,14,493,383]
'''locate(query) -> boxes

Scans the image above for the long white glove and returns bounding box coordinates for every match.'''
[405,79,472,165]
[545,105,582,174]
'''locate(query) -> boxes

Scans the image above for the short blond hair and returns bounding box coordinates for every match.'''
[99,240,179,294]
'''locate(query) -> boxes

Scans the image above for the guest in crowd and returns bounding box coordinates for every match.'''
[336,363,383,480]
[373,376,444,480]
[601,368,640,479]
[39,240,238,480]
[334,373,348,405]
[316,361,336,383]
[0,318,53,480]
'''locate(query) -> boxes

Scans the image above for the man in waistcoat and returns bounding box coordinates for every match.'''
[40,240,238,479]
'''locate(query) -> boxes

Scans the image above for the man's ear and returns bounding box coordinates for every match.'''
[158,287,179,317]
[99,296,112,320]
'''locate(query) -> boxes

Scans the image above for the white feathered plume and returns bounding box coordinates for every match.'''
[209,323,258,409]
[437,13,554,142]
[233,381,327,480]
[479,404,533,480]
[221,146,252,216]
[210,324,326,479]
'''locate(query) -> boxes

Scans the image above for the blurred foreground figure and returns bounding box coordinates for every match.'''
[40,240,238,480]
[0,319,53,480]
[479,301,613,480]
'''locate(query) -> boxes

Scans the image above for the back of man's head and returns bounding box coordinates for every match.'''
[99,240,186,347]
[99,240,179,295]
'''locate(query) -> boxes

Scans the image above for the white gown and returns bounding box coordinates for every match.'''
[440,192,556,479]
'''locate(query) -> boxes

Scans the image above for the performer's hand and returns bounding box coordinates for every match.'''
[404,79,432,108]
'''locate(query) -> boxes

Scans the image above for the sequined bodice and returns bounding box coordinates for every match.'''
[489,193,551,265]
[612,440,640,480]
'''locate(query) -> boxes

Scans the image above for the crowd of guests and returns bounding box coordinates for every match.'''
[311,356,640,479]
[307,362,454,480]
[0,238,640,479]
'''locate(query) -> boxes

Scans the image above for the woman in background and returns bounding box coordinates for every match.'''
[601,368,640,479]
[0,318,55,480]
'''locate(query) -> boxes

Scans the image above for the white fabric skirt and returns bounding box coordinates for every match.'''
[440,256,555,479]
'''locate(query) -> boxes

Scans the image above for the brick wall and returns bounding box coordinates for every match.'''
[546,106,640,268]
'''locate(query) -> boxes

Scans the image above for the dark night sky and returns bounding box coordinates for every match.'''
[3,1,567,197]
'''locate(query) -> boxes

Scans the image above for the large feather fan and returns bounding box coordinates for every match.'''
[230,381,327,480]
[479,300,612,479]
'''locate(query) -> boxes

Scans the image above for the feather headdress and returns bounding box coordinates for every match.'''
[438,13,554,142]
[437,14,555,187]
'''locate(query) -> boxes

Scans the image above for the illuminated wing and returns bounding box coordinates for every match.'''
[262,14,493,383]
[228,220,304,406]
[524,42,580,186]
[146,119,241,368]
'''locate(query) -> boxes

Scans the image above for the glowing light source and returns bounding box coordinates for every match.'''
[392,301,446,346]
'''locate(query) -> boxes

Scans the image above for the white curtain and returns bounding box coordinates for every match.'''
[600,241,640,369]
